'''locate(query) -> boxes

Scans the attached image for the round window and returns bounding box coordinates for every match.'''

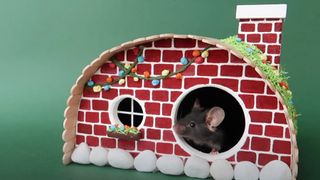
[115,97,144,127]
[173,85,249,161]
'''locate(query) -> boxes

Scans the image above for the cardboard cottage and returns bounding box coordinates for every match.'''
[62,4,298,180]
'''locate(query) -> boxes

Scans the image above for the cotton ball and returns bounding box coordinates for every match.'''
[108,148,134,169]
[71,142,91,164]
[184,156,210,178]
[210,159,234,180]
[134,150,157,172]
[234,161,259,180]
[89,147,108,166]
[260,160,291,180]
[156,155,184,175]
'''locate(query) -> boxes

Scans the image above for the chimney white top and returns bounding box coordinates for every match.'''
[236,4,287,19]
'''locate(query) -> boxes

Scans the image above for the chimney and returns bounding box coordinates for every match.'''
[236,4,287,66]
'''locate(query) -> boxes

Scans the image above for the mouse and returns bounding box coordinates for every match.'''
[173,99,225,153]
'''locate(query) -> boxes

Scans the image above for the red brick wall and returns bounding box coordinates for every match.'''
[76,38,291,168]
[238,18,284,65]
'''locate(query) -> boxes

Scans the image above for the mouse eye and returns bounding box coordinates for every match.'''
[189,121,195,128]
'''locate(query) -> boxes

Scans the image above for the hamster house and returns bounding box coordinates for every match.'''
[62,4,298,180]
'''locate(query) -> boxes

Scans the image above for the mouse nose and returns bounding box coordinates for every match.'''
[173,124,185,134]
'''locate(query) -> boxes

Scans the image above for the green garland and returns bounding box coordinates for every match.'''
[221,36,298,130]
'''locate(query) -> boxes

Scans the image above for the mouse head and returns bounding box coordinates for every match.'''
[174,99,226,138]
[174,99,225,139]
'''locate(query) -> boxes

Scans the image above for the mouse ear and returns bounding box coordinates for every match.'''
[192,99,203,111]
[206,107,225,129]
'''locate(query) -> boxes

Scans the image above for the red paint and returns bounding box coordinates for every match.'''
[157,142,173,154]
[76,135,85,144]
[162,103,173,116]
[247,34,261,42]
[79,99,91,110]
[249,124,263,135]
[136,64,151,75]
[83,88,100,98]
[100,112,110,124]
[137,141,155,151]
[258,153,278,166]
[241,80,265,93]
[127,77,142,88]
[174,38,196,48]
[221,65,243,77]
[212,78,239,92]
[184,78,209,89]
[94,125,107,136]
[154,39,172,47]
[102,89,118,99]
[250,111,273,123]
[268,45,281,54]
[241,23,255,32]
[256,95,278,109]
[207,50,229,63]
[237,151,257,163]
[273,140,291,154]
[92,100,108,110]
[120,89,134,95]
[265,125,283,138]
[274,112,287,124]
[101,63,117,74]
[101,138,116,148]
[239,94,254,108]
[163,130,175,142]
[154,64,174,75]
[258,23,272,32]
[197,65,218,76]
[135,90,150,100]
[155,117,172,128]
[162,78,182,89]
[85,112,99,123]
[176,64,195,76]
[162,50,183,62]
[91,75,108,84]
[251,137,271,151]
[144,116,153,127]
[145,102,161,115]
[170,91,182,102]
[78,111,84,121]
[86,136,99,146]
[145,50,161,62]
[147,129,161,140]
[118,139,136,150]
[175,145,190,156]
[263,34,278,43]
[245,66,261,78]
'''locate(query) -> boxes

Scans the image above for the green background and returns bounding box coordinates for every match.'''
[0,0,319,179]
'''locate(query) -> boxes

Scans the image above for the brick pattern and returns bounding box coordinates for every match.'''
[75,38,291,168]
[238,18,283,66]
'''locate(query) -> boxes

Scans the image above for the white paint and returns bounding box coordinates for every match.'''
[89,147,109,166]
[134,150,157,172]
[236,4,287,19]
[234,161,259,180]
[260,160,292,180]
[108,148,134,169]
[109,95,146,128]
[172,84,250,161]
[156,155,184,175]
[184,156,210,179]
[210,159,234,180]
[71,142,91,164]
